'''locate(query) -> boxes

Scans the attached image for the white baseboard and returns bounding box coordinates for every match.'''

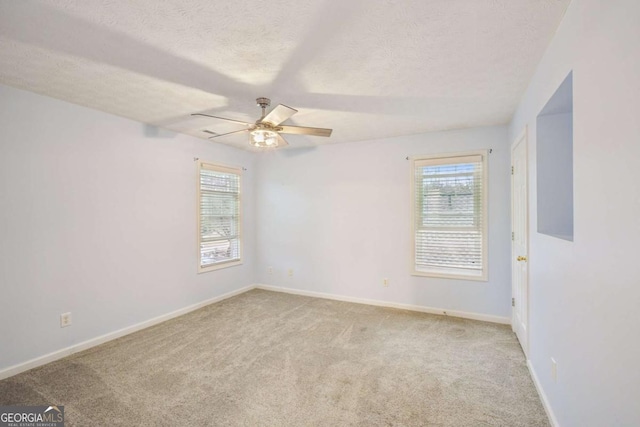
[1,283,510,381]
[0,284,255,381]
[254,284,510,325]
[527,359,559,427]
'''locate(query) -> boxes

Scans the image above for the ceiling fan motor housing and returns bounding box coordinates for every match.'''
[256,97,271,108]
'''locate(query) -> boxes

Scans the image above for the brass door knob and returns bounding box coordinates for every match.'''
[517,256,528,262]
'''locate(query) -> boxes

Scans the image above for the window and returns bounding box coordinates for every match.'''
[197,161,242,272]
[412,151,488,280]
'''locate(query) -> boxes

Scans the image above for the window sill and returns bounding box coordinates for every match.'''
[198,260,243,274]
[412,269,488,282]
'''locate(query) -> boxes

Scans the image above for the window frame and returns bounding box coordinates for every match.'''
[197,160,243,273]
[410,150,489,281]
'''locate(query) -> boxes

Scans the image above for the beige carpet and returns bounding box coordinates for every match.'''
[0,289,548,426]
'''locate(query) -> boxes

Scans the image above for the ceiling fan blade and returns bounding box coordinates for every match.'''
[261,104,298,126]
[192,113,252,126]
[276,133,290,147]
[207,129,249,139]
[278,125,333,137]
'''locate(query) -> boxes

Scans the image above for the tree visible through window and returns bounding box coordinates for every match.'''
[412,152,487,280]
[198,162,242,272]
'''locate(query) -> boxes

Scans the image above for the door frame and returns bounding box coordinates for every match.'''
[511,126,530,355]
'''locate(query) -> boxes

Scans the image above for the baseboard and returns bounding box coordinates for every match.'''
[254,284,510,325]
[1,283,511,381]
[527,359,559,427]
[0,284,255,381]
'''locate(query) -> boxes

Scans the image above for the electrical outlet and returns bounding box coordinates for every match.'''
[268,266,273,275]
[288,269,293,277]
[551,358,557,382]
[383,278,389,287]
[60,312,72,328]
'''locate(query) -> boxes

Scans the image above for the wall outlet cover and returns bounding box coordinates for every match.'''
[60,312,72,328]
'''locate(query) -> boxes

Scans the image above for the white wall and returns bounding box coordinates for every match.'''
[255,126,511,319]
[508,0,640,425]
[0,84,255,371]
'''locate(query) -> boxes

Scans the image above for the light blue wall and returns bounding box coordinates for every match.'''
[536,112,573,240]
[0,84,256,372]
[508,1,640,425]
[255,126,512,319]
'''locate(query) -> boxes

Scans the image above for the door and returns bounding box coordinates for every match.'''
[512,129,529,355]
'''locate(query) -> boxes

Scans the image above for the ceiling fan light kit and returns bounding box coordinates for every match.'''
[250,129,279,147]
[192,97,333,149]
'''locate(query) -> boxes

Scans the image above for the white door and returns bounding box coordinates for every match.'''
[512,130,529,355]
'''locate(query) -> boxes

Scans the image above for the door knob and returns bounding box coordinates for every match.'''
[517,256,528,262]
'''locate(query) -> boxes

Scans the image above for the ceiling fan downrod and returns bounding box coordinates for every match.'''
[256,97,271,120]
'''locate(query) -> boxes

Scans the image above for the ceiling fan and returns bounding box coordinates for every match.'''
[192,97,332,148]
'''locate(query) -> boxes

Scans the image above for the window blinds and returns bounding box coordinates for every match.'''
[413,154,486,279]
[198,163,241,270]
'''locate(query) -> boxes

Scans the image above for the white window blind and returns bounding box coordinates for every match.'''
[412,152,487,280]
[198,162,242,272]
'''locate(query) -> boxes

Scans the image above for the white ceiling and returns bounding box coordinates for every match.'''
[0,0,570,150]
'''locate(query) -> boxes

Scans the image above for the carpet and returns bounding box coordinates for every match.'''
[0,289,548,426]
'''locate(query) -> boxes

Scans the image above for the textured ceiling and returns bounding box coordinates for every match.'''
[0,0,570,150]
